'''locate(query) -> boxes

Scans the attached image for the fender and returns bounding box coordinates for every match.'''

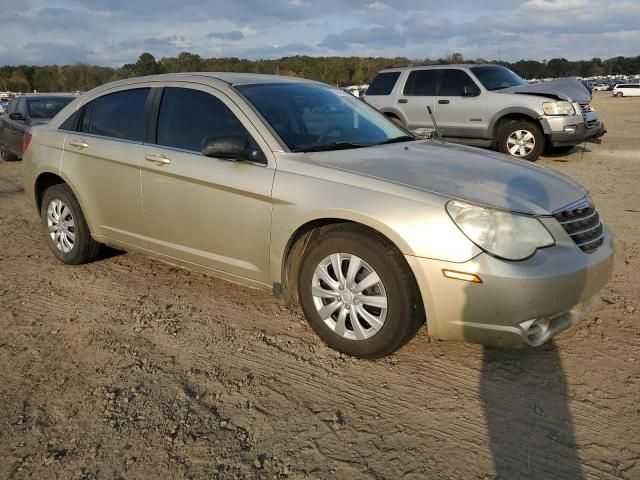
[270,209,418,285]
[489,107,549,137]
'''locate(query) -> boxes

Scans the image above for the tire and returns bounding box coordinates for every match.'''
[298,225,424,358]
[498,120,545,162]
[0,138,18,162]
[40,184,102,265]
[386,114,405,128]
[615,92,623,97]
[545,145,575,155]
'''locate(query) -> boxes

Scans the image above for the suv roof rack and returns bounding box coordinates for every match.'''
[384,60,482,69]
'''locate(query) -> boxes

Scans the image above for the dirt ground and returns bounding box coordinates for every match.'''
[1,93,639,480]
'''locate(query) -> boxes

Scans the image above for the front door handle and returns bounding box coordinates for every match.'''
[145,154,171,166]
[69,140,89,149]
[398,98,408,104]
[438,99,450,104]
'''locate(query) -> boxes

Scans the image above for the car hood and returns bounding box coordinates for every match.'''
[499,77,592,102]
[306,141,587,215]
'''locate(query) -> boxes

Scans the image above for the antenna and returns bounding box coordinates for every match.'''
[427,106,444,142]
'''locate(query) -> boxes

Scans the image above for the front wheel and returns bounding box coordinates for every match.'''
[498,120,544,162]
[615,92,623,97]
[298,225,424,358]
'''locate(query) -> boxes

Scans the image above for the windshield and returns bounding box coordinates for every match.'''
[236,83,411,152]
[27,97,74,119]
[470,66,527,91]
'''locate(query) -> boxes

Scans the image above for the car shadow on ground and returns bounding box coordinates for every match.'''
[479,343,584,479]
[468,174,587,479]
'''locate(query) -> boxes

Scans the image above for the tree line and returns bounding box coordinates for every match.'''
[1,52,639,93]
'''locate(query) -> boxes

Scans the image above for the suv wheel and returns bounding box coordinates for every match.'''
[615,92,623,97]
[498,120,544,161]
[41,184,102,265]
[298,225,423,358]
[385,114,405,128]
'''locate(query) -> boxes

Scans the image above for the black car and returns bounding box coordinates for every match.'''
[0,94,74,161]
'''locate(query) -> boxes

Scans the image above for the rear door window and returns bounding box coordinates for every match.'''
[403,70,439,96]
[367,72,401,96]
[438,69,479,96]
[85,88,149,142]
[155,87,257,154]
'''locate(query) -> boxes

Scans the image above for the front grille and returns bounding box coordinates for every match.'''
[586,119,599,128]
[553,198,604,253]
[578,102,592,117]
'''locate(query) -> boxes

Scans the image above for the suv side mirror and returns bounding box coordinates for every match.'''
[463,85,481,97]
[202,136,265,163]
[9,112,24,121]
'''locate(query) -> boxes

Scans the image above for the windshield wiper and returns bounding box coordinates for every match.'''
[293,142,370,153]
[376,135,415,145]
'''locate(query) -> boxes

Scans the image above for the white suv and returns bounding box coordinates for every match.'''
[613,84,640,97]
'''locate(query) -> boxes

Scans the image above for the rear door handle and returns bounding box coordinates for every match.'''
[145,153,171,166]
[438,99,450,104]
[398,98,408,104]
[69,140,89,149]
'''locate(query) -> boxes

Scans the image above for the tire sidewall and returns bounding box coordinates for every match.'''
[498,120,545,162]
[298,228,418,358]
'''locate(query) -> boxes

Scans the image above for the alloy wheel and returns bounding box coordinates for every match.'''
[311,253,387,341]
[47,199,76,253]
[507,129,536,157]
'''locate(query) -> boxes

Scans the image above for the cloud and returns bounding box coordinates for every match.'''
[0,0,637,66]
[208,31,245,41]
[520,0,588,11]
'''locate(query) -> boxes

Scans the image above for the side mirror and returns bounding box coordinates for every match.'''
[9,112,24,121]
[201,136,265,163]
[463,86,481,97]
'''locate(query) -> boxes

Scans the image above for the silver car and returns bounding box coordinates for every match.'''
[364,64,606,161]
[22,73,614,358]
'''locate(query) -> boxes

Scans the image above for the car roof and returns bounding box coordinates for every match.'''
[21,94,77,99]
[379,63,501,73]
[116,72,321,87]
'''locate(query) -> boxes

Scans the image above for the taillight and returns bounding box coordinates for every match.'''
[23,131,32,153]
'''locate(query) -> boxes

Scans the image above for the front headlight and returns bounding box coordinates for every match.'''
[542,101,575,116]
[446,200,555,261]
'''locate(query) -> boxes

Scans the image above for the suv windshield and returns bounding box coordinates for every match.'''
[28,97,74,119]
[236,83,411,152]
[470,66,527,91]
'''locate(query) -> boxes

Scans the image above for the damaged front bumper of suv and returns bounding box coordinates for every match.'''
[543,107,607,147]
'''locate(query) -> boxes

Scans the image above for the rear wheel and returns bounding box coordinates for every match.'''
[298,225,423,358]
[41,184,102,265]
[0,138,17,161]
[385,114,405,128]
[498,120,544,162]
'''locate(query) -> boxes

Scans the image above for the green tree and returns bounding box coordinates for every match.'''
[133,53,163,76]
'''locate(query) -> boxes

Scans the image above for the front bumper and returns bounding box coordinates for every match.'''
[406,226,614,348]
[544,111,607,147]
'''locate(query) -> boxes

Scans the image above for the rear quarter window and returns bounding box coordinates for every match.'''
[366,72,401,96]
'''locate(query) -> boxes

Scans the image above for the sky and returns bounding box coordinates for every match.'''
[0,0,638,66]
